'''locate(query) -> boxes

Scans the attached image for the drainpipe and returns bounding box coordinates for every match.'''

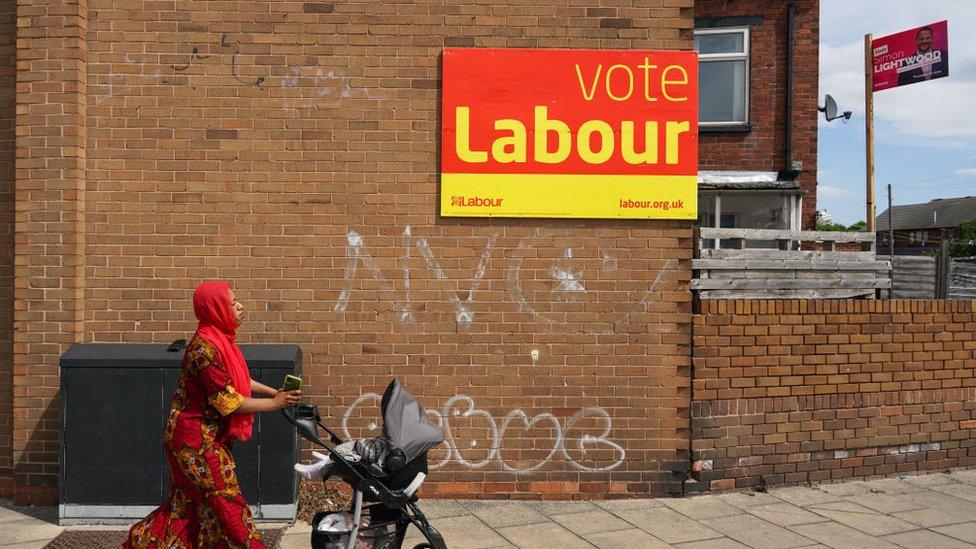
[778,1,798,182]
[777,0,801,229]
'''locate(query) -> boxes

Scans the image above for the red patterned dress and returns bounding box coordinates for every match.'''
[121,336,266,549]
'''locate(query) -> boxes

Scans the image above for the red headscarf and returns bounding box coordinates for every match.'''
[191,281,253,441]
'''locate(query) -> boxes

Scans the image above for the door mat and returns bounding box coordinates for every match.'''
[44,527,285,548]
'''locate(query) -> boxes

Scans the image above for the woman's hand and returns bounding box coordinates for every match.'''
[272,389,302,410]
[235,388,302,414]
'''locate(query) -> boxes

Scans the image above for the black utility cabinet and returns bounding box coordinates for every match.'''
[59,342,301,523]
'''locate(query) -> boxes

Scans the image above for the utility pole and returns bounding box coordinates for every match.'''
[865,34,875,232]
[888,184,894,299]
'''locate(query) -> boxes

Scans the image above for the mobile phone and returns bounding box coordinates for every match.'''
[282,374,302,392]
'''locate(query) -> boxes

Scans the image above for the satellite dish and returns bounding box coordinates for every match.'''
[819,94,852,123]
[823,95,838,120]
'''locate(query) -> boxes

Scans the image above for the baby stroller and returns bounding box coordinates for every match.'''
[282,379,447,549]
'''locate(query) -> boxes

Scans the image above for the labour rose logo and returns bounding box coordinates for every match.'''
[451,196,463,206]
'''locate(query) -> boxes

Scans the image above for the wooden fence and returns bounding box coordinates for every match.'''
[693,228,890,299]
[890,256,936,299]
[950,258,976,300]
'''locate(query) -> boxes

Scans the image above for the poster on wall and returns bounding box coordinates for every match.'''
[440,48,698,219]
[872,20,949,92]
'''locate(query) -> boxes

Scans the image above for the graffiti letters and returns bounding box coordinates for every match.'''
[342,394,625,473]
[333,226,675,333]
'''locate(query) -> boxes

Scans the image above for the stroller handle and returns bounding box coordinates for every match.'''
[283,403,344,445]
[280,404,413,509]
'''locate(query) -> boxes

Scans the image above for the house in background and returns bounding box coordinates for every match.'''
[876,196,976,255]
[695,0,818,232]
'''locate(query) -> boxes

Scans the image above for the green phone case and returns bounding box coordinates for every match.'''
[282,374,302,391]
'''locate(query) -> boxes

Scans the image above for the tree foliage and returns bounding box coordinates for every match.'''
[950,220,976,258]
[815,220,866,232]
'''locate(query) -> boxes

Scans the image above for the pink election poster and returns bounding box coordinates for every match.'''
[872,20,948,92]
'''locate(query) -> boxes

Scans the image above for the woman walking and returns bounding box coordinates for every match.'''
[122,281,302,548]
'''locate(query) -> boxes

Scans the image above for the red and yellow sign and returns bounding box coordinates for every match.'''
[441,48,698,219]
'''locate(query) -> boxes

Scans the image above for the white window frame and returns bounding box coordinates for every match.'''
[695,26,750,127]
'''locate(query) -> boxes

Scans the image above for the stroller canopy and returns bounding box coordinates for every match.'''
[380,379,444,462]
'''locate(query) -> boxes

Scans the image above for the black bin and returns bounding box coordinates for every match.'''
[59,342,301,524]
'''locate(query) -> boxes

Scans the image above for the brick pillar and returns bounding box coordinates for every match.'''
[13,0,86,505]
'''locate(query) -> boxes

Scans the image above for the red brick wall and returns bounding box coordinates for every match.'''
[696,0,819,229]
[0,0,12,500]
[9,1,697,502]
[691,300,976,493]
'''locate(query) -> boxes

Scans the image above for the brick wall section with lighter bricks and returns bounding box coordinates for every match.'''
[691,300,976,493]
[5,1,697,503]
[10,0,87,505]
[0,0,12,500]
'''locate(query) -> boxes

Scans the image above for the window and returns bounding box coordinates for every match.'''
[694,27,749,126]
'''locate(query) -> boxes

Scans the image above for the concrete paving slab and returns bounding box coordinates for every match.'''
[614,506,722,545]
[889,491,976,527]
[817,481,873,497]
[425,514,510,549]
[704,513,817,549]
[0,519,63,545]
[899,472,954,487]
[770,486,841,507]
[549,509,633,536]
[890,506,974,528]
[663,496,742,520]
[580,528,671,549]
[932,521,976,544]
[807,500,917,536]
[421,499,472,519]
[277,521,310,549]
[716,490,781,508]
[929,481,976,503]
[948,469,976,485]
[463,500,549,529]
[674,538,750,548]
[789,521,903,549]
[844,492,926,514]
[524,500,599,517]
[496,521,595,549]
[861,478,924,495]
[593,498,663,513]
[745,502,829,527]
[881,528,975,549]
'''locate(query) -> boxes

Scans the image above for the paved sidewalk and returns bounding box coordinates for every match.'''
[7,470,976,548]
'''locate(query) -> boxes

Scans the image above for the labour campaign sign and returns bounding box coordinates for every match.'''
[441,48,698,219]
[873,21,949,92]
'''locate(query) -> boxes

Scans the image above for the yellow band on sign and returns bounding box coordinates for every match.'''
[441,173,698,219]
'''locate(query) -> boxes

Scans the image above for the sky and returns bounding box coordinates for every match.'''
[818,1,976,225]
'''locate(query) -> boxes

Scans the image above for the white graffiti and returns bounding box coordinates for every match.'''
[506,230,675,334]
[333,226,676,333]
[550,248,585,292]
[336,227,498,325]
[416,231,497,325]
[342,394,625,473]
[334,230,415,322]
